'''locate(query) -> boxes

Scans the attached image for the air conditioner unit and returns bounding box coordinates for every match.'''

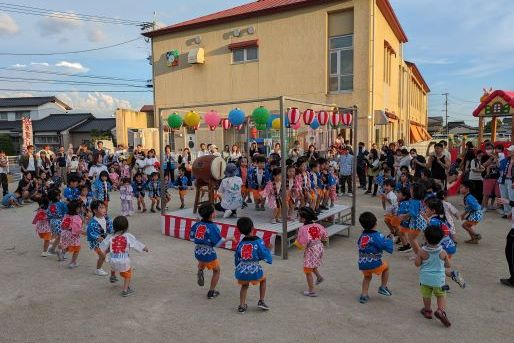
[188,48,205,64]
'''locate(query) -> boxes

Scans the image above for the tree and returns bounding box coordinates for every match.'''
[484,119,502,133]
[0,134,15,155]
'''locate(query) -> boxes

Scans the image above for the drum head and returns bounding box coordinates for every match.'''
[210,156,227,180]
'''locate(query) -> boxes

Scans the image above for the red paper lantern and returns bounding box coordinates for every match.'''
[303,109,315,125]
[317,110,329,125]
[221,118,232,130]
[250,127,258,138]
[341,112,353,126]
[209,125,217,131]
[330,111,341,126]
[287,107,301,126]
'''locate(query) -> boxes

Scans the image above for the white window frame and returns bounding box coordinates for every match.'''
[232,46,259,64]
[329,34,354,93]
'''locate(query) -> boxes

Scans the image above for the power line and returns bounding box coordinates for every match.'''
[0,2,148,26]
[0,66,148,83]
[0,75,150,87]
[0,37,143,56]
[0,88,151,93]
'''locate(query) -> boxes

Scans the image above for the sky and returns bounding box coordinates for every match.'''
[0,0,513,124]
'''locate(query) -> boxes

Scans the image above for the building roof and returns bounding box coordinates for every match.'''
[12,113,93,133]
[0,96,72,110]
[405,61,430,93]
[70,118,116,133]
[143,0,408,43]
[428,116,443,124]
[472,90,514,117]
[0,120,21,132]
[140,105,154,112]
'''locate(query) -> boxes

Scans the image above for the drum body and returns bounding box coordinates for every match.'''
[192,155,226,184]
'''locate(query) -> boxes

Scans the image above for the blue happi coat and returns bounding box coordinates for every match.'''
[247,167,271,190]
[92,179,112,202]
[428,215,456,255]
[47,201,68,234]
[86,215,113,249]
[408,199,427,231]
[357,230,393,271]
[464,193,483,222]
[397,200,410,228]
[146,180,161,198]
[63,187,80,201]
[234,236,272,282]
[189,221,225,262]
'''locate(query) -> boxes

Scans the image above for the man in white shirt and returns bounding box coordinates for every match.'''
[0,150,9,196]
[19,145,37,178]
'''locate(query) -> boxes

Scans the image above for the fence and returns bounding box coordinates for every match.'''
[5,156,21,182]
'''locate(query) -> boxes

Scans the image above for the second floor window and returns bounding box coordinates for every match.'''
[232,46,258,63]
[329,34,353,92]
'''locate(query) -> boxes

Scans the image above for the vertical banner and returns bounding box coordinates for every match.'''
[22,117,33,149]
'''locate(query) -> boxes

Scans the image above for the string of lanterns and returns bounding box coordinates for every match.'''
[165,106,353,131]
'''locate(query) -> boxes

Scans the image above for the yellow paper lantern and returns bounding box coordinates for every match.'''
[184,110,201,127]
[271,118,281,130]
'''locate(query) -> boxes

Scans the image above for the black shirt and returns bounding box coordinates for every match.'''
[430,155,447,180]
[411,155,427,177]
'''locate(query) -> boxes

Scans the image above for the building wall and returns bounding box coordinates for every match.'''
[0,102,67,121]
[115,108,150,148]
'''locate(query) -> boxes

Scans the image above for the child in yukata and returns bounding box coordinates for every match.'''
[189,203,235,299]
[234,217,272,314]
[100,216,148,297]
[86,200,115,279]
[119,178,134,216]
[261,168,283,224]
[215,163,243,219]
[295,207,328,297]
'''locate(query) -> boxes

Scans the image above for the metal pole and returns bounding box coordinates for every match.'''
[443,92,449,138]
[351,106,358,226]
[279,96,288,259]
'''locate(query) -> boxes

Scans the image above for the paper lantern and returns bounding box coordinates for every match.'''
[310,118,320,130]
[330,112,341,127]
[228,108,245,126]
[183,110,201,127]
[167,113,183,129]
[341,112,353,126]
[250,127,258,138]
[303,109,315,125]
[287,107,301,125]
[267,114,279,128]
[271,118,281,130]
[291,119,301,130]
[221,118,232,130]
[204,110,220,130]
[235,124,244,130]
[317,110,329,125]
[256,123,267,131]
[252,106,270,125]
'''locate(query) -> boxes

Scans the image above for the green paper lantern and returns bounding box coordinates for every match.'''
[167,113,183,129]
[252,106,270,125]
[256,123,267,131]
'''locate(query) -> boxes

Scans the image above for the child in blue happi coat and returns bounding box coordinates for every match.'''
[47,188,68,258]
[357,211,394,304]
[92,170,112,212]
[63,174,81,202]
[86,200,115,279]
[189,203,235,299]
[395,187,412,252]
[400,183,427,254]
[234,217,272,314]
[146,172,161,213]
[173,167,189,209]
[132,172,147,213]
[460,180,483,244]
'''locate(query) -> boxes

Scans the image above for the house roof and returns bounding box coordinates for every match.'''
[428,116,443,124]
[405,61,430,93]
[0,96,72,110]
[140,105,154,112]
[143,0,408,43]
[0,120,21,132]
[12,113,93,133]
[70,118,116,133]
[472,90,514,117]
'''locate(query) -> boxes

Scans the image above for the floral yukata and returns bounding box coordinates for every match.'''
[295,223,328,272]
[60,214,83,251]
[33,209,51,240]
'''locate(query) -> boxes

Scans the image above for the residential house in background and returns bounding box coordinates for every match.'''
[141,0,430,152]
[69,118,116,148]
[445,121,478,136]
[0,96,72,121]
[427,116,443,135]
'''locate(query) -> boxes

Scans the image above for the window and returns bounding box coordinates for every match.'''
[0,112,7,121]
[232,47,258,63]
[383,42,395,85]
[329,34,353,92]
[35,136,60,144]
[15,111,28,120]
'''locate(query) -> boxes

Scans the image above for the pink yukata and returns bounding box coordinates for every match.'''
[295,223,328,272]
[60,214,83,251]
[33,209,51,239]
[119,184,134,216]
[109,172,120,191]
[260,181,282,209]
[121,165,131,179]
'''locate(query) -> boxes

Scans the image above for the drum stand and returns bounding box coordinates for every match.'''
[193,180,217,213]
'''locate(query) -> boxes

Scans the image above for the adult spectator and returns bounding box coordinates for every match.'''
[481,143,500,209]
[163,145,177,182]
[228,145,242,164]
[495,144,506,161]
[272,143,282,157]
[249,141,262,157]
[288,141,303,163]
[398,149,411,170]
[222,145,231,161]
[0,150,9,196]
[178,148,193,186]
[15,171,34,202]
[210,145,221,157]
[43,145,55,161]
[498,146,514,218]
[383,143,396,176]
[305,144,319,162]
[468,150,485,203]
[410,148,427,178]
[78,145,89,162]
[427,143,450,187]
[19,145,38,178]
[461,141,476,173]
[356,142,368,189]
[38,151,53,177]
[143,148,158,178]
[197,143,209,158]
[88,152,108,180]
[95,141,106,158]
[439,140,451,160]
[365,148,380,195]
[55,146,67,183]
[397,139,407,150]
[338,146,353,196]
[497,197,514,287]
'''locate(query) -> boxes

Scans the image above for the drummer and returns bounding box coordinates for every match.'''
[215,163,243,218]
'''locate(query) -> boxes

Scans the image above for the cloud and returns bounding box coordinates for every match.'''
[11,63,27,68]
[0,13,19,37]
[58,91,132,117]
[30,62,50,67]
[87,27,106,42]
[37,11,82,37]
[55,61,89,73]
[410,58,454,66]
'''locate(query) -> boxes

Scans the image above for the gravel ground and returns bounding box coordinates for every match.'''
[1,185,513,343]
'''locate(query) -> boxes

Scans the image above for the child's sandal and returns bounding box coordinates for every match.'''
[420,308,433,319]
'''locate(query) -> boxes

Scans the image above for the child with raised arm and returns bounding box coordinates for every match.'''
[100,216,149,297]
[189,203,235,299]
[357,212,394,304]
[234,217,272,314]
[460,180,483,244]
[415,225,452,327]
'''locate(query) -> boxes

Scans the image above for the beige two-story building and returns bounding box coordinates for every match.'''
[143,0,430,150]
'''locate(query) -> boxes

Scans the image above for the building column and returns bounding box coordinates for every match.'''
[478,116,484,146]
[491,116,498,142]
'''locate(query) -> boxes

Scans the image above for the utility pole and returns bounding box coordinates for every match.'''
[442,92,449,137]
